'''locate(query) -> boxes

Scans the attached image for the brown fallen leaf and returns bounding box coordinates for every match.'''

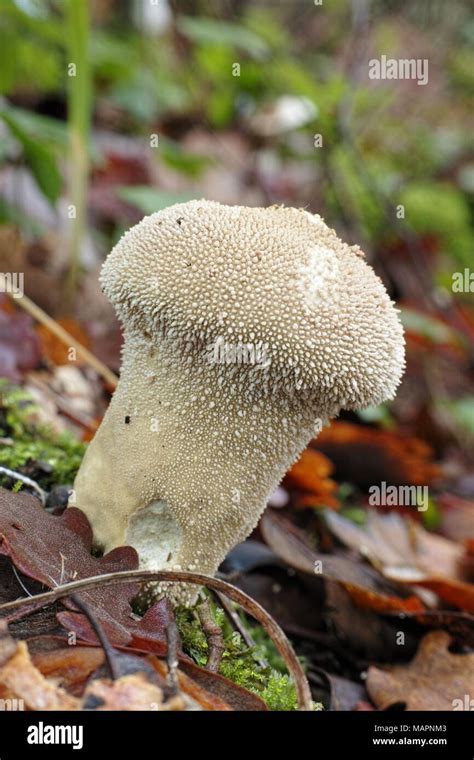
[82,673,188,711]
[325,509,474,612]
[0,623,78,710]
[367,630,474,710]
[0,489,174,653]
[314,421,440,491]
[30,638,265,710]
[36,319,91,366]
[150,658,234,711]
[178,659,267,711]
[31,643,105,697]
[260,510,424,614]
[284,448,339,510]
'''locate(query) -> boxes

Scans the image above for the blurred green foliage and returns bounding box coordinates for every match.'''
[0,0,472,335]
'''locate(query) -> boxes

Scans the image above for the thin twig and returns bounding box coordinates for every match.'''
[197,598,225,673]
[69,593,120,680]
[11,293,118,388]
[213,590,268,669]
[165,621,179,696]
[0,467,47,505]
[0,569,312,711]
[11,566,34,598]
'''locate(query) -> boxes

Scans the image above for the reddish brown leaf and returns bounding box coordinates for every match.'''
[31,645,105,696]
[284,448,339,509]
[151,656,267,711]
[0,489,172,652]
[314,421,440,491]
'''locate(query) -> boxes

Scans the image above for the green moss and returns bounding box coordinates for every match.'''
[0,381,86,490]
[176,596,315,711]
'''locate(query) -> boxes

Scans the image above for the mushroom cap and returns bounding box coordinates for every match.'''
[101,200,404,415]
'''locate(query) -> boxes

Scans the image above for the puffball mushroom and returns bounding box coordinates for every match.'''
[73,200,405,604]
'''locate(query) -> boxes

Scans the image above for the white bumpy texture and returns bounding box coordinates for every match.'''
[73,201,405,604]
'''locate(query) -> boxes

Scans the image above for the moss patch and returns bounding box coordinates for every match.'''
[176,596,307,711]
[0,381,86,490]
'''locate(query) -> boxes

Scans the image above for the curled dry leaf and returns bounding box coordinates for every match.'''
[314,421,440,491]
[284,448,339,509]
[82,673,188,711]
[0,623,78,710]
[367,630,474,711]
[260,509,424,614]
[325,509,474,613]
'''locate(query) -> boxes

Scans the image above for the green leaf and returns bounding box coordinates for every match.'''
[437,396,474,437]
[0,106,68,148]
[177,15,268,59]
[357,402,395,429]
[160,138,212,177]
[116,186,197,215]
[400,308,461,345]
[0,109,62,204]
[421,497,442,531]
[399,182,474,266]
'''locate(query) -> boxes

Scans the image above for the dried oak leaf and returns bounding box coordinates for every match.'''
[314,422,440,491]
[31,637,265,711]
[0,625,187,711]
[325,509,474,613]
[284,448,339,510]
[260,509,423,614]
[36,319,91,366]
[367,630,474,710]
[0,622,78,710]
[82,673,187,711]
[0,488,170,652]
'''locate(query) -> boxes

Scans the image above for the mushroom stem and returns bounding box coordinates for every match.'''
[73,329,322,604]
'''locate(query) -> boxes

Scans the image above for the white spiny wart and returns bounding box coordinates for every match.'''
[72,200,405,605]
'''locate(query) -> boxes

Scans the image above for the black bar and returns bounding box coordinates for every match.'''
[0,710,471,757]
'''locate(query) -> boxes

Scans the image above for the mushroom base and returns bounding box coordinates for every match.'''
[125,499,183,570]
